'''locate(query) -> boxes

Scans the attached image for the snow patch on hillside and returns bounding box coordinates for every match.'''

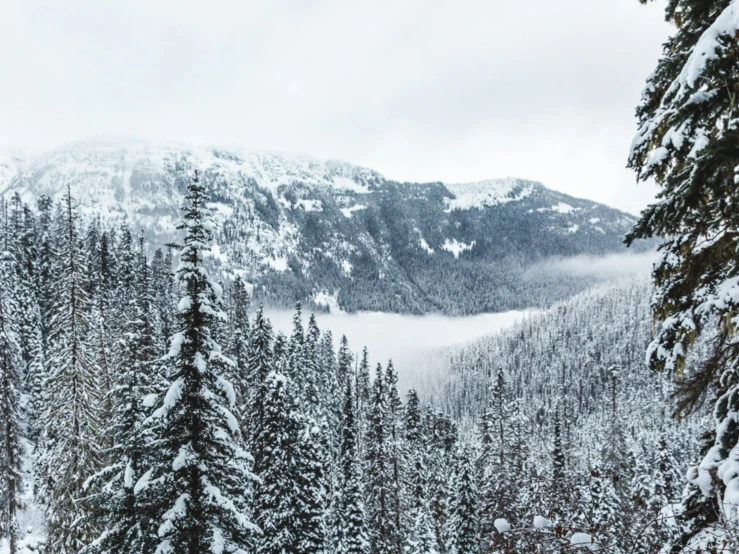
[442,238,475,259]
[340,204,366,218]
[313,290,344,314]
[444,178,536,211]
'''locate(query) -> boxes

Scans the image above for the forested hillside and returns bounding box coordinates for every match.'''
[0,174,704,553]
[0,141,645,315]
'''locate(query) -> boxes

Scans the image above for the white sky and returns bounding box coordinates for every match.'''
[1,0,671,213]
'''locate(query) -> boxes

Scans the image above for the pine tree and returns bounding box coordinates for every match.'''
[84,244,160,554]
[589,464,622,552]
[338,335,353,393]
[627,1,739,547]
[356,347,372,453]
[384,361,403,553]
[367,363,396,554]
[339,377,369,554]
[246,306,274,464]
[141,171,257,554]
[225,276,251,425]
[40,187,103,554]
[448,451,477,554]
[294,419,328,554]
[254,371,301,554]
[0,246,25,554]
[479,368,517,538]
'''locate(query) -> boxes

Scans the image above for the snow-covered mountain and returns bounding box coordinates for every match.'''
[0,140,644,314]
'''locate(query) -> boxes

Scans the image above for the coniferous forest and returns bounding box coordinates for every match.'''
[2,1,739,554]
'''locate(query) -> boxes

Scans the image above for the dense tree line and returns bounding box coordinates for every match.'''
[0,175,719,553]
[0,175,563,554]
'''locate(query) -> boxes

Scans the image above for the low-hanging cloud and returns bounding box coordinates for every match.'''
[264,308,531,393]
[528,250,658,280]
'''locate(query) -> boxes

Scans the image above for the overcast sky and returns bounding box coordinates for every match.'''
[1,0,671,213]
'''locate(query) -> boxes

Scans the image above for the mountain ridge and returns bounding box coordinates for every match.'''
[0,140,645,315]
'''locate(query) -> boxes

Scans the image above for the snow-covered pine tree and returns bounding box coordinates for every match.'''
[356,347,371,444]
[425,410,454,554]
[588,464,622,552]
[627,0,739,548]
[141,171,258,554]
[35,195,55,356]
[303,313,323,415]
[294,419,328,554]
[448,451,477,554]
[84,242,160,554]
[88,228,116,450]
[287,303,305,389]
[254,371,300,554]
[479,368,517,537]
[226,276,251,425]
[246,306,274,463]
[384,361,403,553]
[338,335,353,394]
[599,368,632,496]
[339,376,369,554]
[0,239,26,554]
[403,388,423,538]
[151,247,175,354]
[367,363,397,554]
[40,187,104,554]
[10,200,45,442]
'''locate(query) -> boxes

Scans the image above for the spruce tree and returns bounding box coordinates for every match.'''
[367,363,396,554]
[384,361,403,553]
[294,419,328,554]
[84,244,160,554]
[40,187,103,554]
[448,451,477,554]
[0,246,25,554]
[141,171,257,554]
[254,371,301,554]
[225,276,251,425]
[339,377,369,554]
[246,306,274,463]
[627,1,739,547]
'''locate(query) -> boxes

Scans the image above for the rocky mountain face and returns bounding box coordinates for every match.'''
[0,141,645,314]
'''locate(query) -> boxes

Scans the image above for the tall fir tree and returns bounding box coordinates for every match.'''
[40,187,103,554]
[448,451,477,554]
[0,242,26,554]
[225,276,251,426]
[254,371,301,554]
[338,376,369,554]
[384,361,403,554]
[367,363,397,554]
[140,171,257,554]
[246,306,274,465]
[627,1,739,548]
[84,243,160,554]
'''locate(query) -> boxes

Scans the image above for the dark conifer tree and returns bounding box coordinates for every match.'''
[367,363,396,554]
[246,306,274,463]
[40,187,103,553]
[0,244,25,554]
[84,243,160,554]
[254,371,301,554]
[627,1,739,548]
[226,276,251,424]
[141,172,257,554]
[339,377,369,554]
[384,361,403,553]
[448,451,477,554]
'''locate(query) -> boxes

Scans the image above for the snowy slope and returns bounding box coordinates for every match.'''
[0,140,644,315]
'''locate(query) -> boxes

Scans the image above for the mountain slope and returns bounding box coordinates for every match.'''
[0,140,645,314]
